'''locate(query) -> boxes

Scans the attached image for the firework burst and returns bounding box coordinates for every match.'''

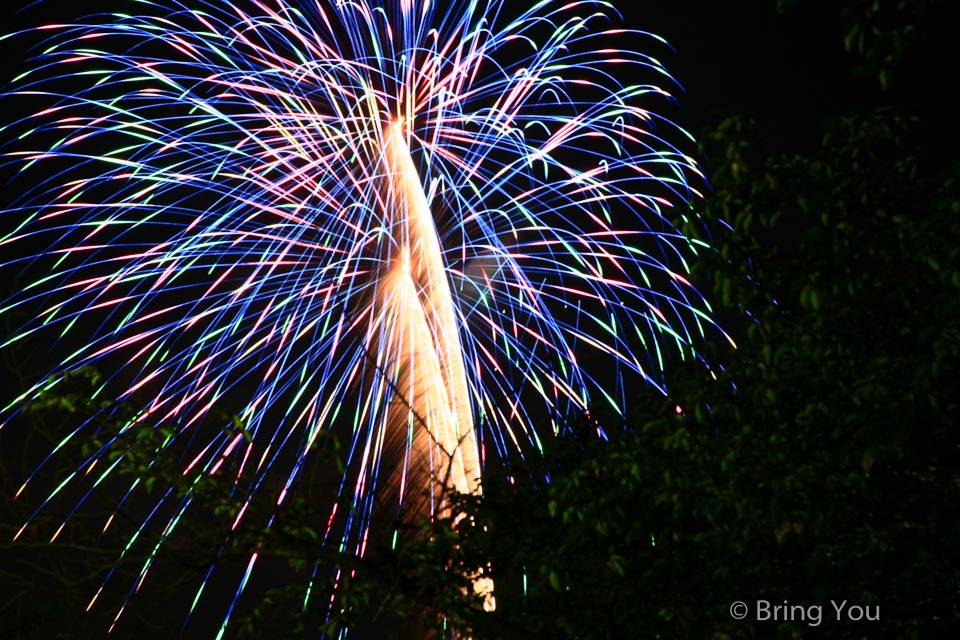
[1,0,727,634]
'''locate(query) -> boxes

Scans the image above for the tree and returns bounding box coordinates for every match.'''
[461,104,959,639]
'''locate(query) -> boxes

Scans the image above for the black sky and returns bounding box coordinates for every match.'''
[1,0,956,637]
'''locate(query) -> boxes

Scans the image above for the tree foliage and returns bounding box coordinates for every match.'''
[467,104,959,638]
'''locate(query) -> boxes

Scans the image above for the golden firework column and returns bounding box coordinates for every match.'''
[370,122,494,611]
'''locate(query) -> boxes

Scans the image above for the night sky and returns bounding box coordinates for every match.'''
[0,0,956,638]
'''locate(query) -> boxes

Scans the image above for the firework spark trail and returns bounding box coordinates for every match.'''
[1,0,729,633]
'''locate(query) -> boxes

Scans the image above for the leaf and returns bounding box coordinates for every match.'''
[548,570,561,591]
[862,450,875,473]
[607,554,626,577]
[879,68,890,91]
